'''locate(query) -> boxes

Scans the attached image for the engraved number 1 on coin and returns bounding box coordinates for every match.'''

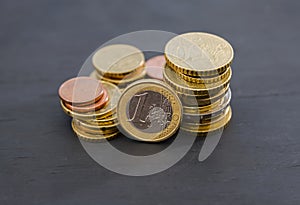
[128,92,148,123]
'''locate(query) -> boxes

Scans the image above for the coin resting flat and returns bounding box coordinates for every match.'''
[165,32,234,77]
[58,76,104,105]
[145,55,166,80]
[117,79,182,142]
[92,44,145,78]
[64,87,109,113]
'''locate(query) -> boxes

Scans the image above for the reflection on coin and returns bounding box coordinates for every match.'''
[117,79,182,142]
[60,81,121,120]
[58,77,103,105]
[183,89,231,115]
[181,106,232,133]
[145,55,166,80]
[64,88,109,113]
[165,32,234,76]
[92,44,145,78]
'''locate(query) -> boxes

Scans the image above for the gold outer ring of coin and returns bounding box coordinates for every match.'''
[117,79,182,142]
[183,88,232,115]
[164,32,234,77]
[175,84,229,107]
[181,106,232,133]
[163,64,231,96]
[60,81,121,120]
[72,120,119,142]
[176,67,232,84]
[92,44,145,79]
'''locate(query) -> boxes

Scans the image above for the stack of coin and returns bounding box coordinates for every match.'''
[58,76,122,142]
[163,32,234,134]
[90,44,146,90]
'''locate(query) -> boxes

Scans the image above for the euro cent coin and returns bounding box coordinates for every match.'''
[58,76,104,105]
[165,32,234,77]
[145,55,166,80]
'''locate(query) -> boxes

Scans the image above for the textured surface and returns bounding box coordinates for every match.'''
[1,0,300,204]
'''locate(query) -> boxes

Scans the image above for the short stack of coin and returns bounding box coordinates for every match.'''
[163,32,234,134]
[58,76,122,142]
[90,44,146,90]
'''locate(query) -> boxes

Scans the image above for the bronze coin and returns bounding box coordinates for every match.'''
[145,55,165,80]
[64,88,109,113]
[58,76,103,105]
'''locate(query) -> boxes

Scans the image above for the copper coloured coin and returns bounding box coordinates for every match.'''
[145,55,166,80]
[59,77,104,105]
[64,88,109,113]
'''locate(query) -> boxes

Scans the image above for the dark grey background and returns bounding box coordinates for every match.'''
[1,0,300,204]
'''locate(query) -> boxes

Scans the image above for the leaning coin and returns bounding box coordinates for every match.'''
[58,76,104,105]
[117,79,182,142]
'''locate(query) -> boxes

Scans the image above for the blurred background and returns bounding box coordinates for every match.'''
[1,0,300,204]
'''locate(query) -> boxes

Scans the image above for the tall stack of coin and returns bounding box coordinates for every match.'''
[58,76,121,142]
[90,44,146,90]
[163,32,234,134]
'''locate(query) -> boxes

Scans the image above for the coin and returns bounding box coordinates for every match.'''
[58,77,104,105]
[92,44,145,78]
[175,84,229,107]
[177,67,232,84]
[117,79,182,142]
[60,81,121,120]
[73,119,118,134]
[64,87,109,113]
[163,64,231,96]
[181,106,232,133]
[165,32,234,77]
[183,89,231,115]
[145,55,166,80]
[98,69,146,86]
[183,105,230,125]
[72,120,119,142]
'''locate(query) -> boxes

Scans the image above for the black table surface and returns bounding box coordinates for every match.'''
[1,0,300,204]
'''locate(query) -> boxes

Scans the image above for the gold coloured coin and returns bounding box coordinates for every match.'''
[92,44,145,78]
[177,67,232,84]
[117,79,182,142]
[163,64,231,96]
[175,84,229,107]
[73,119,118,134]
[91,69,146,87]
[72,120,119,142]
[181,106,232,133]
[60,81,121,120]
[74,118,118,130]
[165,32,234,77]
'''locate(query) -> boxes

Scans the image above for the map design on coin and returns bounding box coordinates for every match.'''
[127,91,173,133]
